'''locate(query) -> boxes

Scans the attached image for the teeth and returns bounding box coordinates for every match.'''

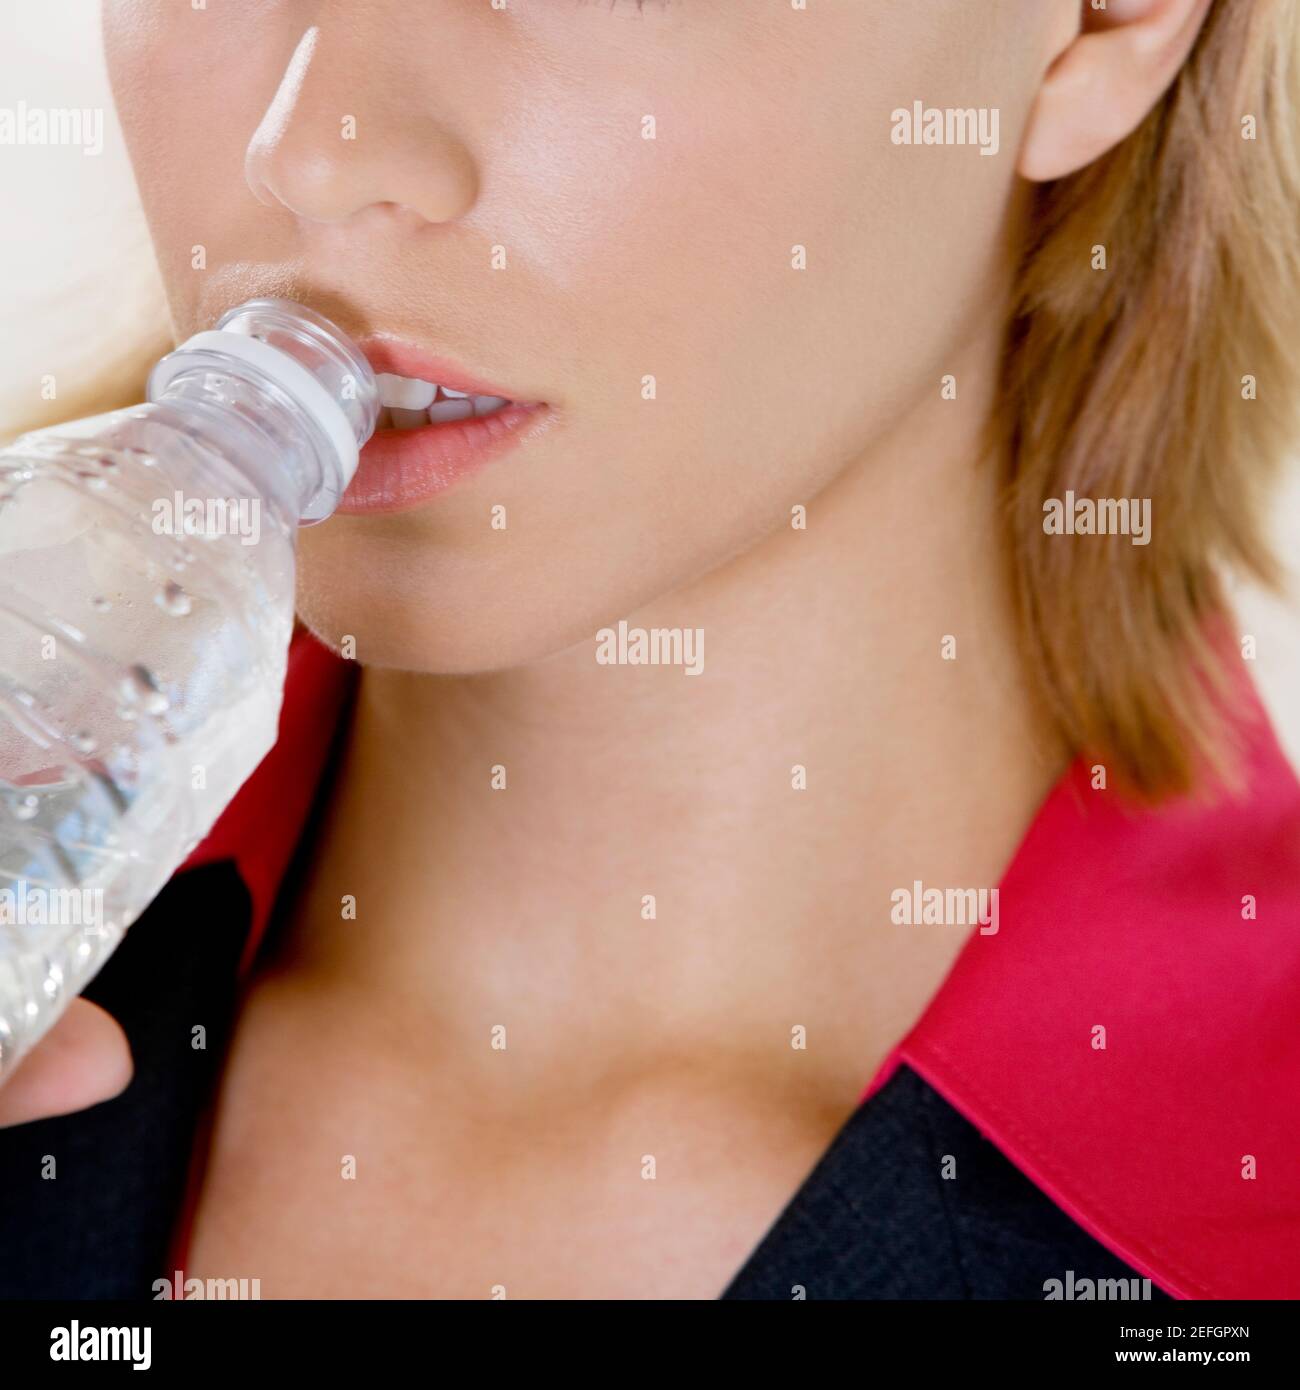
[427,398,475,424]
[372,375,517,431]
[376,373,437,410]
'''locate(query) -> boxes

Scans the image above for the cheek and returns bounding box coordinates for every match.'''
[488,47,1027,541]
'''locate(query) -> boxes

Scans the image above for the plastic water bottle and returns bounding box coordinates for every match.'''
[0,299,378,1080]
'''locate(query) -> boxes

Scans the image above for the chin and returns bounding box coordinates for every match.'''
[293,575,606,677]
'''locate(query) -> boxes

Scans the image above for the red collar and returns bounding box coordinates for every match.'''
[894,704,1300,1301]
[181,629,1300,1299]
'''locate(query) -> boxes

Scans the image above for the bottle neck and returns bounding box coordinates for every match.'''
[150,364,328,531]
[148,300,378,525]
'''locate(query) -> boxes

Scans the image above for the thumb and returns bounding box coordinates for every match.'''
[0,998,134,1127]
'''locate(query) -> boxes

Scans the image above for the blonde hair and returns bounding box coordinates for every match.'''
[1000,0,1300,800]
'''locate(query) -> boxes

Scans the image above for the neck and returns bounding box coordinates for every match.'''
[288,332,1066,1105]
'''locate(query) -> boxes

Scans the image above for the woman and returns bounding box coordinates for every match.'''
[1,0,1298,1300]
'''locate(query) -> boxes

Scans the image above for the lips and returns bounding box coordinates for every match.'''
[336,337,550,516]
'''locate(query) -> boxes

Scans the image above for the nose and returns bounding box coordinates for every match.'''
[244,26,478,226]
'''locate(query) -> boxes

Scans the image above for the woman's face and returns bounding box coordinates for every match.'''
[103,0,1057,672]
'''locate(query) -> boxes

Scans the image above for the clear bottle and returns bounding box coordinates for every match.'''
[0,299,377,1080]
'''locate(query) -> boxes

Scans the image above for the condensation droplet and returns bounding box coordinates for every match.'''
[119,664,169,716]
[155,581,191,617]
[12,794,39,822]
[71,731,97,755]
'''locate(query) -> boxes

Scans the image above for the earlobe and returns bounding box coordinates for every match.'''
[1016,0,1214,183]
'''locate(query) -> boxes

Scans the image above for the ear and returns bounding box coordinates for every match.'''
[1017,0,1216,182]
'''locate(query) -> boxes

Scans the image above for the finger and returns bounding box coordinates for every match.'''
[0,999,134,1128]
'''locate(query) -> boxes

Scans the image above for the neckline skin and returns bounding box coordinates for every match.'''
[149,633,1300,1296]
